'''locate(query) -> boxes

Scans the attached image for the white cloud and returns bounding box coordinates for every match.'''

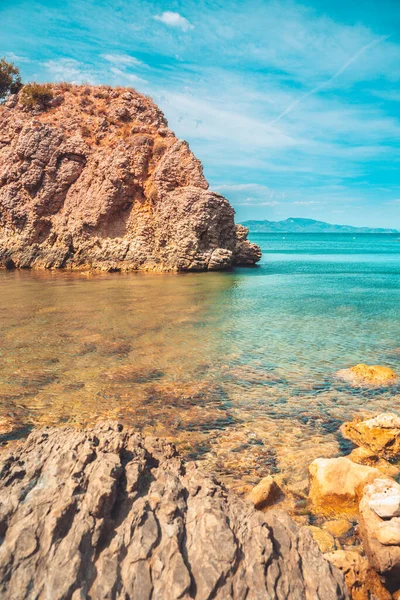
[109,67,147,84]
[5,52,30,64]
[102,54,144,67]
[154,11,194,32]
[43,58,95,84]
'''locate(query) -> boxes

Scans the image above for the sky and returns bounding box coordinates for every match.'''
[1,0,400,227]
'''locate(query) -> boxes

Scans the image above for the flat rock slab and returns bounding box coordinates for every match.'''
[0,422,347,600]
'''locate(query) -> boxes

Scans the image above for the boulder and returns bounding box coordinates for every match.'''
[341,413,400,460]
[246,475,283,509]
[336,365,397,386]
[308,457,382,514]
[359,478,400,581]
[0,422,347,599]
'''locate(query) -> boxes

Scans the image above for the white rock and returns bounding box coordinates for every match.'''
[367,478,400,518]
[376,518,400,545]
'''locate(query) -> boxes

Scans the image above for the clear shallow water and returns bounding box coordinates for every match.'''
[0,233,399,497]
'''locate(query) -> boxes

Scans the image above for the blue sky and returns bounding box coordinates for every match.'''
[1,0,400,227]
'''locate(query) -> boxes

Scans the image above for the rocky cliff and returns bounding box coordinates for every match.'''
[0,84,261,271]
[0,422,347,599]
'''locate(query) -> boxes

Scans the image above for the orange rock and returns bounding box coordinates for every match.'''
[326,550,392,600]
[342,413,400,460]
[337,364,397,386]
[308,457,382,514]
[347,446,400,478]
[246,475,283,509]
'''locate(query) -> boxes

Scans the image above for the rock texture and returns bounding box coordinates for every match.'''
[326,550,392,600]
[0,422,348,600]
[0,85,261,272]
[341,413,400,460]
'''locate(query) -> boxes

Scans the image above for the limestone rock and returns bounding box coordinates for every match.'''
[359,478,400,579]
[246,475,283,509]
[326,550,392,600]
[376,518,400,545]
[342,413,400,460]
[367,478,400,519]
[309,457,382,514]
[337,365,397,386]
[0,422,347,599]
[0,84,260,272]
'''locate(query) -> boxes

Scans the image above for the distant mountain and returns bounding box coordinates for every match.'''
[242,218,399,234]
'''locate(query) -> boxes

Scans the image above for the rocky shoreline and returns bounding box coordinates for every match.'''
[0,84,261,272]
[1,407,400,599]
[0,421,347,599]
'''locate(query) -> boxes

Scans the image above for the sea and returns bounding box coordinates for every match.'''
[1,233,399,494]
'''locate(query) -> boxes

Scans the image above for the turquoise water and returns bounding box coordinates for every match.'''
[0,233,399,492]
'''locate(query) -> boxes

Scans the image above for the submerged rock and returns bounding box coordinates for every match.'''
[341,413,400,460]
[0,422,347,599]
[336,365,397,386]
[0,84,260,272]
[308,457,382,514]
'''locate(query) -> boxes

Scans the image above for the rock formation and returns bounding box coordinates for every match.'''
[0,422,348,599]
[359,479,400,588]
[341,413,400,460]
[0,84,261,271]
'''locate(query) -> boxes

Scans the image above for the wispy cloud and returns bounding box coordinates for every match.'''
[154,11,194,32]
[109,67,147,84]
[5,52,30,63]
[292,200,322,205]
[270,35,390,125]
[43,58,95,83]
[102,54,144,67]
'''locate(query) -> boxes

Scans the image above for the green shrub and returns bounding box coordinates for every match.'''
[0,58,22,102]
[20,83,53,109]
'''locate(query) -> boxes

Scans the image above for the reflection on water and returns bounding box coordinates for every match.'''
[0,233,400,503]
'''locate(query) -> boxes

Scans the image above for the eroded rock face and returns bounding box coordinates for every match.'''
[0,85,260,272]
[0,422,348,599]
